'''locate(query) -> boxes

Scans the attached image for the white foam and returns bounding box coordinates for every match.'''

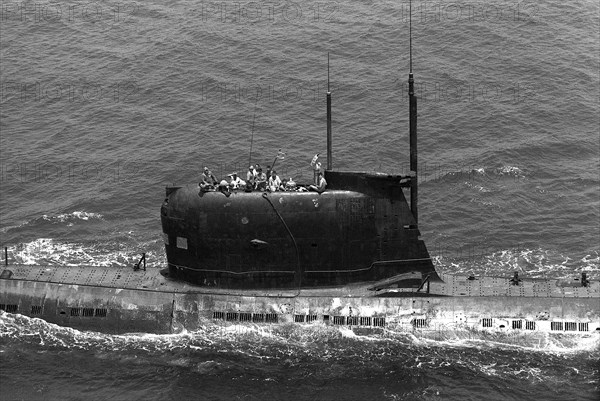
[6,237,161,267]
[42,211,104,223]
[496,165,526,178]
[405,330,600,354]
[434,246,595,280]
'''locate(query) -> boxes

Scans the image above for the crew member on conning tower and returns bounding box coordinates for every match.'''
[268,170,282,191]
[309,171,327,193]
[310,153,322,185]
[255,168,267,191]
[228,172,244,189]
[201,166,217,185]
[246,165,256,185]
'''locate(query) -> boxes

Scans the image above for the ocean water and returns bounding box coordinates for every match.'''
[0,0,599,399]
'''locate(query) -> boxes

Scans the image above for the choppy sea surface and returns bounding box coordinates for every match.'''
[0,0,598,399]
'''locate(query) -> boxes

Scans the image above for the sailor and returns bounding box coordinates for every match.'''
[217,179,231,196]
[309,171,327,193]
[266,165,272,179]
[201,166,218,185]
[255,168,267,191]
[268,170,282,191]
[310,154,321,185]
[246,165,256,183]
[228,172,245,189]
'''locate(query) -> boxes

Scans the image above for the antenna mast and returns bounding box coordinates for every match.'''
[408,0,418,225]
[409,0,413,73]
[326,53,333,171]
[248,98,258,168]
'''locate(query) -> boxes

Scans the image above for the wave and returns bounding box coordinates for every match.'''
[421,164,528,184]
[1,211,104,235]
[2,311,598,355]
[432,247,600,279]
[4,237,164,267]
[41,211,104,224]
[1,310,598,396]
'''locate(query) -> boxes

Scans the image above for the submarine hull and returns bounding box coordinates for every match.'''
[2,264,598,337]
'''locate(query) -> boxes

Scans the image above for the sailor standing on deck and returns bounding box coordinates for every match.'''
[246,165,257,188]
[247,165,256,180]
[310,154,321,185]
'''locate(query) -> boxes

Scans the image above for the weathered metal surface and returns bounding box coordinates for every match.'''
[161,171,437,289]
[1,264,598,336]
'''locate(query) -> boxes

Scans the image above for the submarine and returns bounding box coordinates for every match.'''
[1,17,599,339]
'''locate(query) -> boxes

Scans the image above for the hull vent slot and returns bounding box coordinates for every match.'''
[333,316,345,325]
[306,315,318,323]
[213,311,225,320]
[0,304,18,313]
[265,313,278,323]
[347,316,358,326]
[70,308,82,317]
[525,321,536,330]
[226,312,239,321]
[412,318,428,328]
[579,323,588,332]
[95,308,107,317]
[565,322,577,331]
[252,313,265,323]
[512,320,522,330]
[373,317,386,327]
[360,317,372,326]
[551,322,563,331]
[31,305,43,315]
[294,315,305,323]
[482,318,493,328]
[239,313,252,322]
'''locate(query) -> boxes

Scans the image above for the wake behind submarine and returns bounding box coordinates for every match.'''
[1,47,599,338]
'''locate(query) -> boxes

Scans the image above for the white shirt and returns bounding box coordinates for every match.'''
[230,176,244,189]
[268,175,282,191]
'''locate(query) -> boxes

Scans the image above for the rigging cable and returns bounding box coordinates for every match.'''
[262,193,302,296]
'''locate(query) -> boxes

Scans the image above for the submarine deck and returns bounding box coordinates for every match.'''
[2,264,598,299]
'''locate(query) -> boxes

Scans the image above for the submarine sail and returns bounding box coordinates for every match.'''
[161,171,439,289]
[160,54,437,289]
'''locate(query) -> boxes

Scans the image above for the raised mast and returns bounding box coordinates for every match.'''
[326,53,333,171]
[408,0,418,225]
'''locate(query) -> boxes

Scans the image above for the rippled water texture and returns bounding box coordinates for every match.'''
[0,0,599,399]
[1,312,599,400]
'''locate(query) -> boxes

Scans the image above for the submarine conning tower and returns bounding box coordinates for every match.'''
[161,43,438,290]
[161,171,440,289]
